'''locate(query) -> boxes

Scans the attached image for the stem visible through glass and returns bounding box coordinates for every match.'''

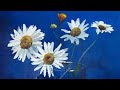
[59,43,76,79]
[74,35,100,78]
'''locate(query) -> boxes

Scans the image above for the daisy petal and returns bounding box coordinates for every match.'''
[76,18,80,27]
[47,65,51,78]
[22,49,27,62]
[67,22,73,30]
[99,21,104,25]
[56,53,68,58]
[32,41,42,46]
[40,65,45,74]
[55,61,64,67]
[91,23,97,27]
[32,35,44,42]
[37,46,45,55]
[50,42,54,53]
[26,49,32,59]
[54,57,68,61]
[27,25,35,35]
[60,35,70,39]
[80,23,89,30]
[34,63,43,71]
[70,37,75,44]
[80,19,86,27]
[13,48,21,59]
[75,38,79,45]
[96,29,100,34]
[8,41,20,47]
[10,34,15,39]
[83,27,89,31]
[44,42,48,53]
[43,66,47,77]
[31,57,42,61]
[23,24,27,34]
[78,31,89,40]
[18,49,24,60]
[48,42,51,53]
[18,26,23,35]
[29,47,41,57]
[61,29,70,33]
[54,43,62,53]
[54,48,68,56]
[14,29,20,36]
[53,63,61,69]
[31,60,42,65]
[71,20,76,27]
[51,66,54,76]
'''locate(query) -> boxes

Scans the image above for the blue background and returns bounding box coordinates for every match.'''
[0,11,120,79]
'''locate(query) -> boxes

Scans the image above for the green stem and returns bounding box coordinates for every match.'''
[53,30,59,41]
[59,68,71,79]
[78,38,98,64]
[59,43,76,79]
[52,30,64,45]
[74,35,99,78]
[70,43,76,62]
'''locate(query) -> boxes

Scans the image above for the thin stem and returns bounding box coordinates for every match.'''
[58,22,62,29]
[59,43,76,79]
[52,29,64,45]
[59,68,71,79]
[74,35,99,78]
[53,30,59,41]
[51,21,65,45]
[70,43,76,62]
[78,38,98,64]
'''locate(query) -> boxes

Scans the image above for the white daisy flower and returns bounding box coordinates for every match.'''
[8,24,45,62]
[31,42,68,78]
[60,18,89,45]
[91,21,114,34]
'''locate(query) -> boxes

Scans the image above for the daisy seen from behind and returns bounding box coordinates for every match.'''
[91,21,114,34]
[31,42,68,78]
[8,24,45,62]
[60,18,89,45]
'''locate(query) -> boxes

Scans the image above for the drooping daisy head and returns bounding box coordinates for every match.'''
[31,42,68,78]
[60,18,89,45]
[91,21,114,34]
[8,24,45,62]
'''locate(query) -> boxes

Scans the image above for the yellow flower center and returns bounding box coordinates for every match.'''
[43,53,54,65]
[70,27,81,37]
[98,25,106,30]
[20,35,32,49]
